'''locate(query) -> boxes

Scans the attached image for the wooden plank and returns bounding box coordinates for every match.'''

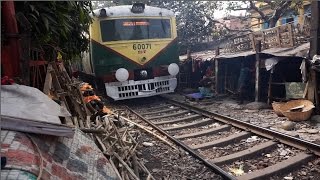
[174,124,231,140]
[154,114,201,125]
[212,141,277,165]
[43,64,53,95]
[146,110,189,120]
[50,64,71,113]
[303,81,309,98]
[1,115,74,137]
[238,153,314,180]
[191,131,251,150]
[307,71,316,102]
[162,118,214,131]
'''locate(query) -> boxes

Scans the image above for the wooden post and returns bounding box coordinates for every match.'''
[215,47,220,94]
[224,65,228,94]
[249,33,255,51]
[187,49,191,60]
[287,23,294,47]
[276,27,281,47]
[255,41,262,102]
[267,70,273,105]
[310,1,320,112]
[310,1,320,57]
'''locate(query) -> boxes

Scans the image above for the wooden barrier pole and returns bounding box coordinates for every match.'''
[255,41,262,102]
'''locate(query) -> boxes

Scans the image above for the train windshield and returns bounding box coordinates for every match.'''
[100,19,171,41]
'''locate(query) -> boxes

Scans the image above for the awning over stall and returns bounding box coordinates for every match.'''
[216,43,310,59]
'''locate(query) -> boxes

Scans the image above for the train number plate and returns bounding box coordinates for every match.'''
[133,43,151,54]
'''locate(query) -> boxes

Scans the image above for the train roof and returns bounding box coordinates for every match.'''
[92,5,175,18]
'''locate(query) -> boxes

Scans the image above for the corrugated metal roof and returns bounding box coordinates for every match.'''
[215,43,309,59]
[263,43,309,57]
[179,50,216,61]
[215,50,256,59]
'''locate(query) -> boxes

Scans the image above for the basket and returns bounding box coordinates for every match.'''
[278,100,315,121]
[272,102,285,117]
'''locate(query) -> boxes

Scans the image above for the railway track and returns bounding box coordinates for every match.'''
[126,96,320,180]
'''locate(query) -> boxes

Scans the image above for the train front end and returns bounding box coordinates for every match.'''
[90,3,179,100]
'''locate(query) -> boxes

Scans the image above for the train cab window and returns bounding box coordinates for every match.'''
[100,19,171,41]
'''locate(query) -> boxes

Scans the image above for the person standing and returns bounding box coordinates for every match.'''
[237,61,251,104]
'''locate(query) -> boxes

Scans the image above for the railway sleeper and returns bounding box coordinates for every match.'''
[212,140,278,165]
[174,124,231,140]
[140,107,180,116]
[191,131,252,150]
[162,118,214,131]
[140,104,171,112]
[154,114,202,125]
[146,110,189,120]
[237,152,314,180]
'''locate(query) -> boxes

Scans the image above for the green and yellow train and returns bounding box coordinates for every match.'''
[84,3,180,100]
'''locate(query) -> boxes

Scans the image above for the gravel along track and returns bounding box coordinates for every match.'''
[136,130,222,179]
[110,103,222,179]
[125,96,320,180]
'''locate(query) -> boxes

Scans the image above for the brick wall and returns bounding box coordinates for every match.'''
[1,129,119,180]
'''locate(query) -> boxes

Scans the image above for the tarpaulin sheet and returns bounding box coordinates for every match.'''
[1,85,71,124]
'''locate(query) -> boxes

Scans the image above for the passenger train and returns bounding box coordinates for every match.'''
[83,3,180,100]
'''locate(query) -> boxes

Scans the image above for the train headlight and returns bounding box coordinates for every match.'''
[168,63,179,76]
[140,70,148,78]
[115,68,129,82]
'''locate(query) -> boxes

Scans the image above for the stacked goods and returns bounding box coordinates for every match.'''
[80,83,106,113]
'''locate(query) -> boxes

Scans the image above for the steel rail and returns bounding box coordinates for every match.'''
[126,105,237,180]
[163,96,320,156]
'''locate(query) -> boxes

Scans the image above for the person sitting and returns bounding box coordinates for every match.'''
[199,75,214,98]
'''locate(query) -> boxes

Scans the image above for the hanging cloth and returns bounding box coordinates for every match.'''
[265,57,279,71]
[300,59,307,83]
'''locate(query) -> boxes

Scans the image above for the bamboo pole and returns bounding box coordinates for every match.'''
[110,112,177,150]
[113,152,140,180]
